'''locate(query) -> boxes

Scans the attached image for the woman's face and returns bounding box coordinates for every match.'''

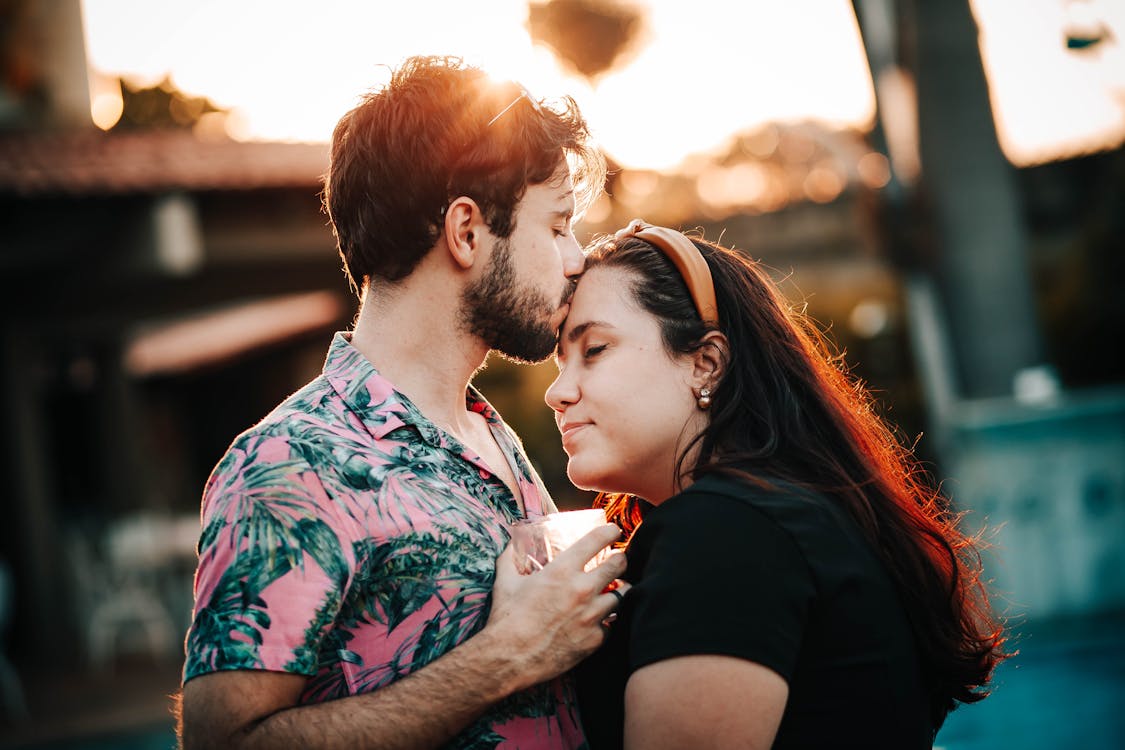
[545,266,705,503]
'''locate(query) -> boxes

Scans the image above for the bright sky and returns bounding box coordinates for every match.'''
[81,0,1124,171]
[79,0,875,171]
[973,0,1125,165]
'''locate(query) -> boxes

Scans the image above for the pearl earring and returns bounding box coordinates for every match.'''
[697,387,712,410]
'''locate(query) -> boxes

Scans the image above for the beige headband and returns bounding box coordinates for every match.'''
[613,219,720,326]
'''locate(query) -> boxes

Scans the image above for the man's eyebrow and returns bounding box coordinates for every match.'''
[553,188,575,211]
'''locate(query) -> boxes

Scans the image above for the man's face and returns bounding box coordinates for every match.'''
[459,168,585,363]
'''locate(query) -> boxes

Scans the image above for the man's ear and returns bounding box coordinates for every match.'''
[443,196,482,270]
[691,331,729,387]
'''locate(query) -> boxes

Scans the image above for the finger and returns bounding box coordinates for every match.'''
[552,523,621,569]
[601,611,619,636]
[586,547,627,591]
[603,579,632,598]
[597,581,631,617]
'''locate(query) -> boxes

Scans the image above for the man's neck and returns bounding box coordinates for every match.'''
[348,277,488,436]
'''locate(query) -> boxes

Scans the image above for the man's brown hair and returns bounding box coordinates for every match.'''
[322,55,605,293]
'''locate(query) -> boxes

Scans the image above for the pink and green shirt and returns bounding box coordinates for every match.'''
[184,332,586,749]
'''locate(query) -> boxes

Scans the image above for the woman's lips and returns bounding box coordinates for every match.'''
[559,422,590,448]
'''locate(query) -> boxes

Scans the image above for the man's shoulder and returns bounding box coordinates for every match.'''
[268,373,342,422]
[200,374,372,531]
[231,375,347,444]
[213,371,455,496]
[207,375,353,482]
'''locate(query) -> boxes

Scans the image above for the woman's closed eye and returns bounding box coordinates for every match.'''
[583,344,607,360]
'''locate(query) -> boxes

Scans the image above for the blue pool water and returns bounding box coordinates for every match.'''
[935,612,1125,749]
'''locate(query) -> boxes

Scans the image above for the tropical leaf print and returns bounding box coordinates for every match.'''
[188,447,350,678]
[338,524,499,695]
[300,624,358,702]
[187,543,282,673]
[185,333,585,747]
[364,546,438,631]
[447,724,507,750]
[284,581,344,675]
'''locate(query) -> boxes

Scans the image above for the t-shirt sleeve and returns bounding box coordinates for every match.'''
[624,486,816,683]
[183,432,359,683]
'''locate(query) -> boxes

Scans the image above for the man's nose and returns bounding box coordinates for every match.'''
[562,234,585,278]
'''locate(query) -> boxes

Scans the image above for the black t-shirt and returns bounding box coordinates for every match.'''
[576,473,938,749]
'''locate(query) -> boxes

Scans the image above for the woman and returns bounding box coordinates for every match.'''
[546,220,1007,749]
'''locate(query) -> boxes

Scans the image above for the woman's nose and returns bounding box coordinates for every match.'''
[545,368,577,412]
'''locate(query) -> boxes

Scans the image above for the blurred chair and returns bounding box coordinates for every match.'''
[0,559,28,721]
[68,513,197,670]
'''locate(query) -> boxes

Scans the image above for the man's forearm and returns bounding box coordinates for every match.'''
[183,530,626,750]
[232,628,529,750]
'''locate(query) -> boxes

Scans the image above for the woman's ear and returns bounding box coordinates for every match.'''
[691,331,729,387]
[443,196,481,269]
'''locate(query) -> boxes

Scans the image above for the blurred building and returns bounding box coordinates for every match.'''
[0,1,355,672]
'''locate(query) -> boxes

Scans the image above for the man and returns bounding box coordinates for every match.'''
[179,55,623,749]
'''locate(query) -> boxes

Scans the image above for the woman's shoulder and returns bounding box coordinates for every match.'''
[631,473,819,563]
[658,472,836,526]
[624,473,820,632]
[644,472,859,561]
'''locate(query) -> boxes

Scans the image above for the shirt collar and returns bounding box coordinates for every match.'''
[322,331,505,446]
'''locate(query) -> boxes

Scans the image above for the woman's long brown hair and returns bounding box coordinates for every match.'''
[588,235,1008,727]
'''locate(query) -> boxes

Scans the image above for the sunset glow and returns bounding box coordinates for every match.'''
[81,0,1124,171]
[80,0,875,171]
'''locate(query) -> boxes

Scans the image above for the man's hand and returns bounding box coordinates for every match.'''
[180,525,626,750]
[484,523,629,691]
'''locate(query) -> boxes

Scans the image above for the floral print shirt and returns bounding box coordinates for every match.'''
[184,332,586,749]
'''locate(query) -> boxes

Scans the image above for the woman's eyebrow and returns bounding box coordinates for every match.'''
[565,320,612,344]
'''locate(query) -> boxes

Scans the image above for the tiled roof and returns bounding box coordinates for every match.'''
[0,128,330,196]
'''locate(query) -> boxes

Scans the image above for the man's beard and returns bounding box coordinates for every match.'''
[460,235,567,364]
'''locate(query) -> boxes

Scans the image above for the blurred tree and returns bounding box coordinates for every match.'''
[111,76,225,131]
[526,0,647,81]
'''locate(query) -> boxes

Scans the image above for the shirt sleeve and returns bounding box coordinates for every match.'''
[183,431,358,682]
[624,485,816,683]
